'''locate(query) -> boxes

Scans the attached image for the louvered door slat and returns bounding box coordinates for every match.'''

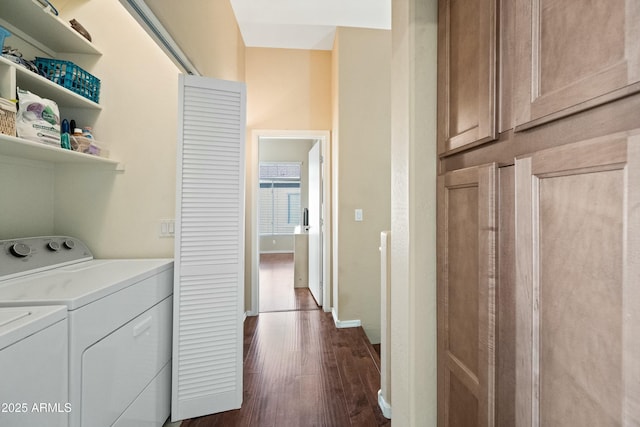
[172,75,246,421]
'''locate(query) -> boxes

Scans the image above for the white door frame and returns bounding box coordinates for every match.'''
[249,129,331,315]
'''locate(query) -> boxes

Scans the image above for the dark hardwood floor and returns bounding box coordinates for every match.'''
[180,309,389,427]
[259,253,319,312]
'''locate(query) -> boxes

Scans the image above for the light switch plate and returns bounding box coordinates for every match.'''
[355,209,363,221]
[159,219,175,237]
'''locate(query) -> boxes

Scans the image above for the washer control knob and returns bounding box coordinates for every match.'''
[63,240,75,250]
[10,243,31,258]
[47,241,61,251]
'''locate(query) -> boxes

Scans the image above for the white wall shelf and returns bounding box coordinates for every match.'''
[0,0,101,56]
[0,56,101,110]
[0,134,122,170]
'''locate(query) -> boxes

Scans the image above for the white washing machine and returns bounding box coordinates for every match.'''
[0,236,174,427]
[0,305,68,427]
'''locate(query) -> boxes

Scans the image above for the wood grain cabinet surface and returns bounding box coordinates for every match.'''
[515,131,640,426]
[514,0,640,131]
[436,0,640,425]
[437,0,498,155]
[437,164,498,427]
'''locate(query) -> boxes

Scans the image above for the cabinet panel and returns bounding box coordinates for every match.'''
[447,185,479,374]
[515,131,640,426]
[438,0,498,155]
[497,166,515,427]
[438,164,497,427]
[450,374,479,427]
[514,0,640,130]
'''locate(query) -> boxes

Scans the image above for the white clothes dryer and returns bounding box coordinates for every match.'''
[0,236,174,427]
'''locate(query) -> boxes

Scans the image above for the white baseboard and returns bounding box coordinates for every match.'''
[331,307,361,328]
[378,389,392,419]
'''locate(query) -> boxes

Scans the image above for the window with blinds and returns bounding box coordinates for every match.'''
[259,162,301,235]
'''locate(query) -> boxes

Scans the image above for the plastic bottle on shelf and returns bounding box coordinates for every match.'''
[60,119,71,150]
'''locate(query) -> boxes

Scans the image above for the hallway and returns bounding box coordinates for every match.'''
[180,309,389,426]
[259,253,319,312]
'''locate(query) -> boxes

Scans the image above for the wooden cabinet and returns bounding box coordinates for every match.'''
[437,163,497,427]
[437,0,498,155]
[515,132,640,426]
[514,0,640,131]
[437,2,640,426]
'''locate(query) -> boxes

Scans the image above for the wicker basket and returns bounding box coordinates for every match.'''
[0,98,16,136]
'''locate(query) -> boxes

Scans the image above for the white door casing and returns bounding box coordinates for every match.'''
[172,75,246,421]
[308,141,322,306]
[249,130,331,316]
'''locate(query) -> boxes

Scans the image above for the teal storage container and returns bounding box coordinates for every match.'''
[34,57,101,103]
[0,26,11,51]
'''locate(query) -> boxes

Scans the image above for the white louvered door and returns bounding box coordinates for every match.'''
[172,75,246,421]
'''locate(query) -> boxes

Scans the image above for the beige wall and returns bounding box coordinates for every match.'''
[49,0,180,258]
[0,158,55,239]
[332,27,391,344]
[390,0,438,424]
[245,48,332,130]
[146,0,245,81]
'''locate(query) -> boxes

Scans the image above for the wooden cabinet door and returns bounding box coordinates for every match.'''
[515,131,640,426]
[438,164,498,427]
[437,0,498,155]
[514,0,640,130]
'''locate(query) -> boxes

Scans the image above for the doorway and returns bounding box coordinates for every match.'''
[257,141,313,312]
[250,130,331,316]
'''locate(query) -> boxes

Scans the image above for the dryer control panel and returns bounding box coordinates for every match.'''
[0,236,93,280]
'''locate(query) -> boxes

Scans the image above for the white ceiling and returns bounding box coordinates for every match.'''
[229,0,391,50]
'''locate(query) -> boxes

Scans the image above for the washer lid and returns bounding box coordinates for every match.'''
[0,259,174,310]
[0,305,67,351]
